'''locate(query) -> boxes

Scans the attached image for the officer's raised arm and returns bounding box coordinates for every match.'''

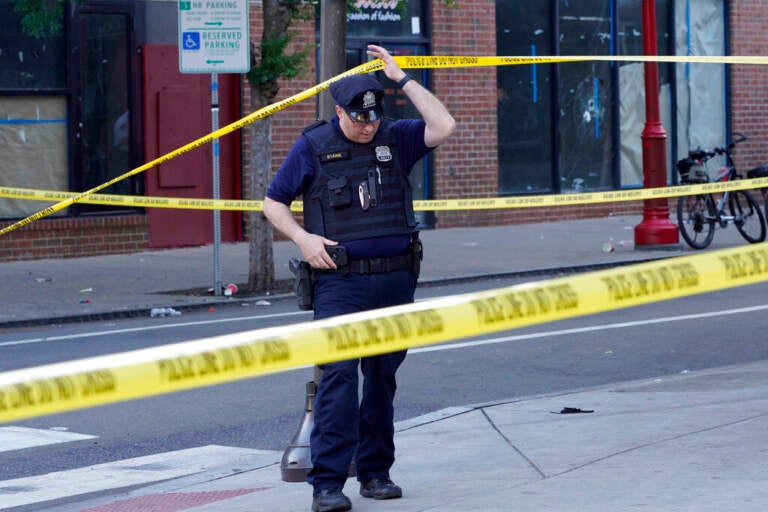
[366,44,456,148]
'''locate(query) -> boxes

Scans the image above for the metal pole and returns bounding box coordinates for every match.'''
[211,72,223,295]
[318,0,346,120]
[634,0,679,248]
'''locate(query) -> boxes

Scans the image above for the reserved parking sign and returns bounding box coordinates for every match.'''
[178,0,250,73]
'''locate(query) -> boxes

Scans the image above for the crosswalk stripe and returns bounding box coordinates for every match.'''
[0,426,97,453]
[0,444,277,509]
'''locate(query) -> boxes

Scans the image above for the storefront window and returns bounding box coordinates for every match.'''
[496,2,553,194]
[0,0,67,90]
[347,0,425,39]
[0,1,68,219]
[558,0,615,192]
[673,0,725,169]
[78,12,134,200]
[497,0,715,193]
[0,96,68,218]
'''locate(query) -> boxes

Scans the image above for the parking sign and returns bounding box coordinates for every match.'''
[178,0,250,73]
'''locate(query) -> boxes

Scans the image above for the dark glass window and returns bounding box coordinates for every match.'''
[347,0,426,39]
[618,0,671,73]
[78,12,134,198]
[496,2,554,194]
[0,0,67,90]
[558,0,615,191]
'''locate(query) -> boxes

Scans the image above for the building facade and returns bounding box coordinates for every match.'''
[1,0,765,260]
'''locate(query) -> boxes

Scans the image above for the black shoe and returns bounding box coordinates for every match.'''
[359,478,403,500]
[312,488,352,512]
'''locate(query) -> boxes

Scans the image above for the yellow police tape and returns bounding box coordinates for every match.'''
[3,176,768,212]
[0,58,383,237]
[2,54,768,235]
[2,242,767,423]
[394,54,768,69]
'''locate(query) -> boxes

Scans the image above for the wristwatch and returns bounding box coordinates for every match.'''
[396,74,412,89]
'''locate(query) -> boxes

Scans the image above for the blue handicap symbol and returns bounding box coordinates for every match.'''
[182,32,200,50]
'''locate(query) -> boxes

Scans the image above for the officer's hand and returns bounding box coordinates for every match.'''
[367,44,407,83]
[298,234,338,270]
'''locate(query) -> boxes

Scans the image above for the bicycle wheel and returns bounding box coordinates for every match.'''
[677,194,716,249]
[728,190,767,243]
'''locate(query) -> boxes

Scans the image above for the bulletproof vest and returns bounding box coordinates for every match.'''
[302,120,417,241]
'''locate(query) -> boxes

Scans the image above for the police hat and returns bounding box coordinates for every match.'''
[330,75,384,123]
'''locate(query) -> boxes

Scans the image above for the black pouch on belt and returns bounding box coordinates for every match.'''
[409,237,423,278]
[289,257,314,310]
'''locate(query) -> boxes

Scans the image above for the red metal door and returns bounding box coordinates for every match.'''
[142,45,241,247]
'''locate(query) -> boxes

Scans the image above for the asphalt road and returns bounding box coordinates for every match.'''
[2,276,768,482]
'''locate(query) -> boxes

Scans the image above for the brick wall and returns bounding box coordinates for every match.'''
[430,0,503,227]
[729,0,768,170]
[0,215,149,261]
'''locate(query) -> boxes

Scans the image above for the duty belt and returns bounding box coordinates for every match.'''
[331,253,413,274]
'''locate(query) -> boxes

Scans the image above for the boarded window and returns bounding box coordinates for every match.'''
[0,96,68,218]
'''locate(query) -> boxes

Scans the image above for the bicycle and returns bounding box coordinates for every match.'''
[676,132,767,250]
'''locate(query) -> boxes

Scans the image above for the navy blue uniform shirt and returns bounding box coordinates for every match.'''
[267,116,430,259]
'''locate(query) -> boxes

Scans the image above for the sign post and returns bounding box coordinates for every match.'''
[178,0,249,295]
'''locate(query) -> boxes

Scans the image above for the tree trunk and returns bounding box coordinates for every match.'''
[246,0,293,293]
[246,112,274,293]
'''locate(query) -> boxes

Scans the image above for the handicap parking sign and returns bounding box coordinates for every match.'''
[182,32,200,51]
[178,0,248,73]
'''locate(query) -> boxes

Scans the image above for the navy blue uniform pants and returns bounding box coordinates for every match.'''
[308,269,416,492]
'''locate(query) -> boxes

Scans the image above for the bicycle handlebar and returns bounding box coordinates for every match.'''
[688,132,748,161]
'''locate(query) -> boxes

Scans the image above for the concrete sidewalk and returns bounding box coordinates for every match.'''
[44,360,768,512]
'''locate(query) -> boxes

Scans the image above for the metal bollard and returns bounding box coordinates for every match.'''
[280,380,316,482]
[280,379,356,482]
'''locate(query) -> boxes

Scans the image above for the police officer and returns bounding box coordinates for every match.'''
[264,44,455,512]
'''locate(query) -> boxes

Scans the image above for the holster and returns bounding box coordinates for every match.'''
[289,257,314,311]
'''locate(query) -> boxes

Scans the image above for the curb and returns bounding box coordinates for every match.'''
[0,257,667,330]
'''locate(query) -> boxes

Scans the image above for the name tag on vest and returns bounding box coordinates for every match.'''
[320,150,349,163]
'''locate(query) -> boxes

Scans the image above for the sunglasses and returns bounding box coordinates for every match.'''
[345,108,382,124]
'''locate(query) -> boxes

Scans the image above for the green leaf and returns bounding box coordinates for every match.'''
[13,0,65,38]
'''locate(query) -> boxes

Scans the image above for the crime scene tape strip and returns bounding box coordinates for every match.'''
[0,187,267,212]
[3,176,768,212]
[2,54,767,236]
[391,54,768,69]
[2,242,767,423]
[0,59,384,237]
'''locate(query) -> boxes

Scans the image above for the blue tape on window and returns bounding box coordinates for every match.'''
[0,119,66,125]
